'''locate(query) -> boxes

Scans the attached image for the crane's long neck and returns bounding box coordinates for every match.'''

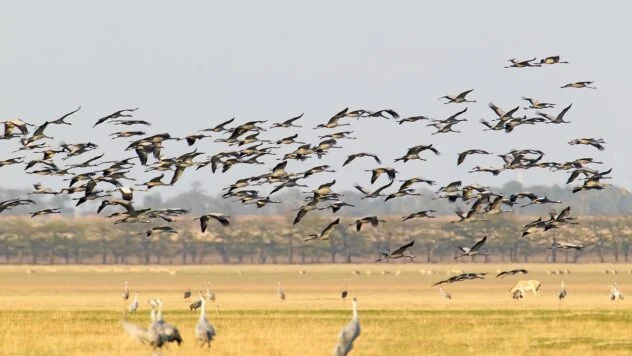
[133,293,138,303]
[352,300,358,320]
[150,308,157,322]
[199,298,207,322]
[157,301,163,321]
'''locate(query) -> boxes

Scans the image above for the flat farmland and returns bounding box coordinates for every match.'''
[1,264,631,356]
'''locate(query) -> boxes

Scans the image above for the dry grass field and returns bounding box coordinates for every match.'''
[1,264,632,356]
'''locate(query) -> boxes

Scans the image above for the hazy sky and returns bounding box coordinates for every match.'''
[0,1,629,197]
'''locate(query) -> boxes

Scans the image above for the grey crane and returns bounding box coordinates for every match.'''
[402,210,436,221]
[343,153,381,166]
[537,103,572,124]
[521,96,556,110]
[350,216,386,232]
[505,57,540,68]
[195,213,230,232]
[496,269,528,278]
[540,56,568,65]
[154,299,183,346]
[122,281,130,300]
[457,149,491,165]
[439,89,476,104]
[195,295,216,348]
[128,291,139,313]
[304,218,340,241]
[455,236,488,259]
[190,292,204,311]
[206,282,216,303]
[271,113,303,128]
[559,281,567,302]
[568,138,605,151]
[377,241,415,262]
[333,298,361,356]
[561,81,596,89]
[354,180,394,199]
[277,282,286,301]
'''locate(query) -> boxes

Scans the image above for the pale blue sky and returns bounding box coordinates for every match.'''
[0,1,628,197]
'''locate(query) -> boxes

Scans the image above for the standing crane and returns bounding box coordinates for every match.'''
[559,281,567,302]
[128,291,139,313]
[195,295,216,348]
[277,282,286,301]
[154,299,183,346]
[333,298,361,356]
[206,282,216,303]
[122,281,129,300]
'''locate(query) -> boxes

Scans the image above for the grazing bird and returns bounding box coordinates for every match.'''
[184,288,192,300]
[561,81,596,89]
[512,289,525,301]
[350,216,386,232]
[305,218,340,241]
[455,236,488,259]
[128,291,139,313]
[195,213,230,232]
[439,89,476,104]
[277,282,286,301]
[610,282,624,301]
[122,281,130,300]
[333,297,361,356]
[377,241,415,262]
[496,269,528,278]
[559,281,567,302]
[195,295,216,348]
[341,284,348,301]
[190,293,203,311]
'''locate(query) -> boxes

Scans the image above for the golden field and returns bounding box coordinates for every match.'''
[1,264,632,356]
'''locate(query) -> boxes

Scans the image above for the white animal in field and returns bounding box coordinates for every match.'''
[509,280,541,296]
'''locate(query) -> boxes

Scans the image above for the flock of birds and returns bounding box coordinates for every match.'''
[120,279,358,354]
[0,54,615,354]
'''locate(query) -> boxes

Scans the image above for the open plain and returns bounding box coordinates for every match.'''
[1,264,632,356]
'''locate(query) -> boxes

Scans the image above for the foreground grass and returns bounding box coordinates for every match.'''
[1,264,632,355]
